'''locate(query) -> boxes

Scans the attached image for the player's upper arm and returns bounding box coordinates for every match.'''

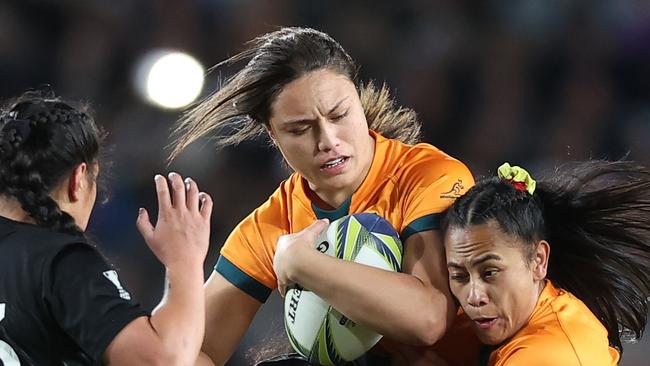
[403,229,457,334]
[104,319,218,366]
[103,316,169,365]
[402,230,449,290]
[48,244,149,363]
[202,270,262,366]
[201,186,290,364]
[218,184,292,294]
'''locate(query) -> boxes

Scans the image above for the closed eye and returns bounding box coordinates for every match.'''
[331,111,348,121]
[288,124,311,135]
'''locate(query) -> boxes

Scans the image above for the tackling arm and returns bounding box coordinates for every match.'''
[276,224,456,346]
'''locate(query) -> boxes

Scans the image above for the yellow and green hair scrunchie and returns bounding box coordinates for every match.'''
[497,162,536,195]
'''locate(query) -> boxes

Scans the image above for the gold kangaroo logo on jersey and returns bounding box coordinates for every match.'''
[440,179,465,199]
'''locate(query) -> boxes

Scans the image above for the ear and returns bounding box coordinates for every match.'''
[67,162,88,202]
[264,123,277,146]
[532,240,550,281]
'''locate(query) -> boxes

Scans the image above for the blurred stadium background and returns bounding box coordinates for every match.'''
[1,1,648,365]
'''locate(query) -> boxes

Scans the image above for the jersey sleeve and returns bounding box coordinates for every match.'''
[399,156,474,239]
[216,187,288,303]
[46,243,148,364]
[490,330,618,366]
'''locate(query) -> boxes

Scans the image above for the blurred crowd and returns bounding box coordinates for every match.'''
[1,1,649,365]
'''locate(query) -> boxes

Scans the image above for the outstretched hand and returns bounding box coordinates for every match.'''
[136,172,213,269]
[273,218,329,297]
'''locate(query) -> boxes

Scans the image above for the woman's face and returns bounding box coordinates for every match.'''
[267,68,374,204]
[444,222,549,345]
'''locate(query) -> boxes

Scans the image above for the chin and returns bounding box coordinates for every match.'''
[476,331,508,346]
[329,179,358,193]
[316,173,351,187]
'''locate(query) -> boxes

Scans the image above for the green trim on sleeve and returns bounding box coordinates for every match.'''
[215,256,272,303]
[401,213,442,241]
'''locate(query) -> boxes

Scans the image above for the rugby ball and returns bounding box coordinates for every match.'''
[283,213,403,365]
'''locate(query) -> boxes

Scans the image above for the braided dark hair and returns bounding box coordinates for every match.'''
[444,160,650,352]
[0,90,104,235]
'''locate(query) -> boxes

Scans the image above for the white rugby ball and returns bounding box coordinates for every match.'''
[284,213,403,366]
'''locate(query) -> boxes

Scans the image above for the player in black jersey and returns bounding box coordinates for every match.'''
[0,90,214,365]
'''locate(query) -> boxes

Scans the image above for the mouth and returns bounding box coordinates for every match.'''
[320,156,349,171]
[473,317,498,329]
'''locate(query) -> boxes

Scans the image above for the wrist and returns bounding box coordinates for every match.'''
[287,245,320,283]
[165,260,205,282]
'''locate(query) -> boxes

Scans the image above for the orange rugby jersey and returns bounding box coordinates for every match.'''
[487,281,620,366]
[216,130,474,302]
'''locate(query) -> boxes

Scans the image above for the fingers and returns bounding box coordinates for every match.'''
[185,177,199,212]
[199,192,213,220]
[304,218,329,238]
[167,172,186,209]
[136,208,154,241]
[154,174,171,212]
[154,172,212,219]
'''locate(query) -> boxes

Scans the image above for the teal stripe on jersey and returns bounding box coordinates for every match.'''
[401,213,442,241]
[311,197,351,222]
[479,344,496,366]
[215,256,272,303]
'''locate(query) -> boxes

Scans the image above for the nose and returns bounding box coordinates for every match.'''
[467,281,488,308]
[316,120,340,152]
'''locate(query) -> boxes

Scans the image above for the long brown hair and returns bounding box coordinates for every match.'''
[168,27,421,162]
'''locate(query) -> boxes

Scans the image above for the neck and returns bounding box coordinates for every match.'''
[538,279,548,296]
[0,196,34,224]
[309,189,349,210]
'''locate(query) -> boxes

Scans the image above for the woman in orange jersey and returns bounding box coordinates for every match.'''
[168,27,476,365]
[443,161,650,366]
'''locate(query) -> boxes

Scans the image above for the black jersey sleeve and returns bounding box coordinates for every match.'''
[45,243,149,364]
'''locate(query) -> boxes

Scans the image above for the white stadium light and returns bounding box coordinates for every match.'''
[134,49,205,109]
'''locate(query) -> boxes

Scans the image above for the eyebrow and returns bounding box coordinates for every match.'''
[447,253,502,269]
[282,97,349,126]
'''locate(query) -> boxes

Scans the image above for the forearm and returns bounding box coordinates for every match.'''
[195,351,216,366]
[150,265,206,364]
[201,300,249,366]
[200,272,263,366]
[291,250,454,345]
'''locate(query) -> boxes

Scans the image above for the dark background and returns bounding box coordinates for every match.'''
[1,1,648,365]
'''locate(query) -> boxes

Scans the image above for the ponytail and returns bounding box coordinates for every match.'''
[535,161,650,350]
